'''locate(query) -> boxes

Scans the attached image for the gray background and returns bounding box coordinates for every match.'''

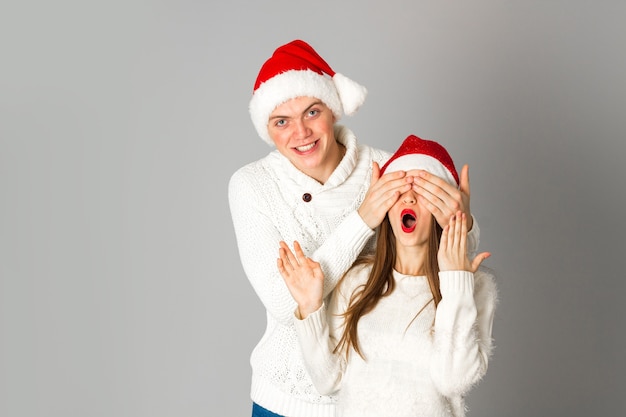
[1,1,625,416]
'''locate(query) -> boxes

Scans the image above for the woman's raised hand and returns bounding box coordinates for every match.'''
[438,211,490,273]
[277,240,324,319]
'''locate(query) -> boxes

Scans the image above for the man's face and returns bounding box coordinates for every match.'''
[267,96,338,183]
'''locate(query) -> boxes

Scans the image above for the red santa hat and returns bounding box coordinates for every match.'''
[249,39,368,145]
[380,134,460,187]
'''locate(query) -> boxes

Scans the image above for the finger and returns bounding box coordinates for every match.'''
[458,164,473,230]
[416,170,455,197]
[370,161,380,187]
[416,193,444,220]
[417,182,457,214]
[454,211,463,247]
[373,172,411,198]
[279,241,299,267]
[459,212,468,256]
[459,164,470,197]
[277,247,293,272]
[277,257,291,279]
[366,175,408,207]
[293,241,306,264]
[440,223,450,251]
[444,215,455,251]
[415,170,462,214]
[449,213,459,247]
[470,252,491,272]
[414,181,448,212]
[383,183,412,207]
[384,189,403,208]
[305,257,323,279]
[363,167,404,205]
[279,241,291,262]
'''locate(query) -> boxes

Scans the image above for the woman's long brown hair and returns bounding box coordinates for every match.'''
[334,215,443,360]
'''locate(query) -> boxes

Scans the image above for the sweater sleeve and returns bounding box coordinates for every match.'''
[229,167,375,324]
[293,269,358,396]
[429,269,497,398]
[466,215,480,259]
[229,169,298,324]
[293,302,345,396]
[313,211,375,298]
[311,145,386,297]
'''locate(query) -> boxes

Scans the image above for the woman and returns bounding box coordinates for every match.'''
[229,40,480,417]
[278,135,497,417]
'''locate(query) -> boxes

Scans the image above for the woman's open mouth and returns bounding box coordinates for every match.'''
[401,209,416,233]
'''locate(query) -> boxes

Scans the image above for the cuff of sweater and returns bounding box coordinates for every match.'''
[335,210,376,252]
[467,215,480,256]
[294,303,327,336]
[439,271,474,296]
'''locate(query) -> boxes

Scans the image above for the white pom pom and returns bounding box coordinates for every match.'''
[333,73,368,115]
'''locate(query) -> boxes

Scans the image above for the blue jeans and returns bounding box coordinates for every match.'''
[251,402,284,417]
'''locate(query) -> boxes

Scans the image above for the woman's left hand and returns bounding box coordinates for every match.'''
[438,211,490,272]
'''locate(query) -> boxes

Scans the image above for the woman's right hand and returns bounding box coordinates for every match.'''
[358,162,413,230]
[278,241,324,319]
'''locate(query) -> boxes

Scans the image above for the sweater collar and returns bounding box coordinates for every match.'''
[325,125,358,187]
[393,269,427,280]
[392,270,429,297]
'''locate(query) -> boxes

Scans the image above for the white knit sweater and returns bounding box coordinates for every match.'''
[228,126,481,417]
[294,267,497,417]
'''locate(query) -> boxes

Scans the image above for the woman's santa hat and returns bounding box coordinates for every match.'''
[249,39,367,145]
[380,135,460,187]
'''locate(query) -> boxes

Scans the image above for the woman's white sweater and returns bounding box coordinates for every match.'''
[295,267,497,417]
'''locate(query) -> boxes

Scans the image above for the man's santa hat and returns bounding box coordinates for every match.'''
[380,135,460,187]
[249,39,368,145]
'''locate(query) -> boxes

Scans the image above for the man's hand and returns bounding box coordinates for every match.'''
[358,162,413,229]
[410,164,473,230]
